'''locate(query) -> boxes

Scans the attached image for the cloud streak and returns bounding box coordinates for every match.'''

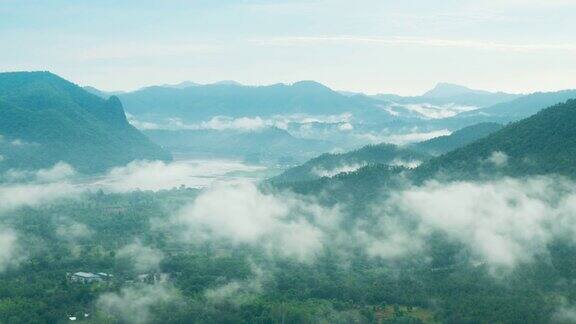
[253,36,576,53]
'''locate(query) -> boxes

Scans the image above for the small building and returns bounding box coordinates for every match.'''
[70,272,104,284]
[97,272,113,279]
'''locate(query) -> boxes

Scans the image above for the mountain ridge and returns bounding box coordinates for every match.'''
[0,71,171,174]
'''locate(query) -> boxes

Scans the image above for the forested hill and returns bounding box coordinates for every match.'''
[276,100,576,204]
[411,122,503,156]
[451,89,576,124]
[415,99,576,180]
[270,143,430,183]
[271,122,502,185]
[0,71,171,174]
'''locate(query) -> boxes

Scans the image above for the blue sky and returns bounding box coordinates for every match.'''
[1,0,575,95]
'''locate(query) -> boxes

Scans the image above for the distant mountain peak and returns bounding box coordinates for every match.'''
[423,83,489,98]
[211,80,242,86]
[161,81,201,89]
[291,80,334,92]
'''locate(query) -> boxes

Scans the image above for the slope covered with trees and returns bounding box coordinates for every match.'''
[270,143,429,183]
[0,72,171,174]
[415,99,576,180]
[411,122,503,156]
[452,89,576,124]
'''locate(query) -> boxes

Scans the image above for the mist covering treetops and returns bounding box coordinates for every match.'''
[0,71,171,174]
[411,122,503,156]
[416,99,576,180]
[270,143,430,184]
[271,121,504,185]
[276,99,576,202]
[456,89,576,123]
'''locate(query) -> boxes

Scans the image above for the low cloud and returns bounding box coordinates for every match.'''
[128,113,353,133]
[553,302,576,323]
[172,181,340,262]
[312,163,365,178]
[0,134,37,148]
[4,162,76,183]
[205,263,269,306]
[487,151,509,167]
[96,284,179,324]
[94,160,265,192]
[0,163,80,214]
[0,228,20,272]
[382,177,576,271]
[355,129,451,146]
[0,182,80,213]
[389,159,422,169]
[385,129,452,145]
[117,240,165,272]
[56,222,92,240]
[389,103,478,119]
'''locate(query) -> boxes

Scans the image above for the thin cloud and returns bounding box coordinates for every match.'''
[253,36,576,53]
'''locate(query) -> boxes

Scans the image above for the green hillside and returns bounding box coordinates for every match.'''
[416,99,576,180]
[270,143,429,183]
[0,72,171,174]
[411,122,503,156]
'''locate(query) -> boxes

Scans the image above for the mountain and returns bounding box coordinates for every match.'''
[211,80,242,86]
[159,81,201,89]
[374,83,521,109]
[117,80,386,121]
[270,121,501,185]
[411,122,503,156]
[416,99,576,179]
[454,89,576,123]
[423,83,492,98]
[0,72,170,174]
[270,143,431,183]
[144,127,332,165]
[83,86,125,99]
[275,100,576,202]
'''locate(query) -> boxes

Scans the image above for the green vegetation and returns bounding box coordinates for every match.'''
[0,72,171,174]
[4,75,576,324]
[416,99,576,180]
[271,144,429,183]
[1,188,574,323]
[453,89,576,124]
[411,122,503,156]
[279,99,576,198]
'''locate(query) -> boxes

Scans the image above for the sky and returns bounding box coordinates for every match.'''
[1,0,575,95]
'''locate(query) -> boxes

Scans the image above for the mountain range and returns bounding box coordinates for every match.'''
[416,99,576,180]
[277,98,576,200]
[373,82,521,108]
[116,80,384,122]
[271,121,504,184]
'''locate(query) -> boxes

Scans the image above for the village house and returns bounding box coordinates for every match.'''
[69,272,112,284]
